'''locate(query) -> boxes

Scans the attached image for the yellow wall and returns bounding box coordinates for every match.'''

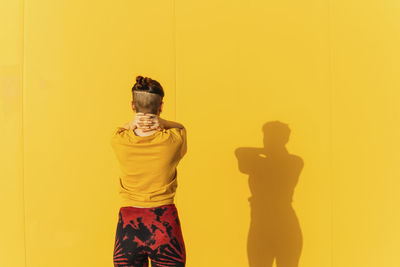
[1,0,399,266]
[0,0,26,266]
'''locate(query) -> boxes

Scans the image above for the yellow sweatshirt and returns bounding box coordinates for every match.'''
[110,126,187,208]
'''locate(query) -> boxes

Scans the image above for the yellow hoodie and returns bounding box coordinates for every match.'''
[110,127,187,207]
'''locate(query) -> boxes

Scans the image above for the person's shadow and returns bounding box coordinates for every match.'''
[234,121,304,267]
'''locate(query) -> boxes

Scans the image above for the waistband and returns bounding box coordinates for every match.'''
[120,203,176,210]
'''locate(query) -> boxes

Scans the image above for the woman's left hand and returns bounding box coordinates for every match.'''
[130,113,161,132]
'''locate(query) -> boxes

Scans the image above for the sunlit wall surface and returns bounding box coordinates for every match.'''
[1,0,399,266]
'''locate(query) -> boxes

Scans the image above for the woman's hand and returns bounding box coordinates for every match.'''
[133,113,163,131]
[124,114,183,132]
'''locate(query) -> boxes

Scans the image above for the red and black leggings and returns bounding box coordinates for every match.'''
[113,204,186,267]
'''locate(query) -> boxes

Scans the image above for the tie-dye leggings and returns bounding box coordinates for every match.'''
[113,204,186,267]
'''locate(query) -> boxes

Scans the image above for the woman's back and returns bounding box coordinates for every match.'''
[110,126,187,208]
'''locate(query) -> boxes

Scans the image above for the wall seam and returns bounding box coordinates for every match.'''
[21,0,27,266]
[173,0,177,120]
[327,0,335,266]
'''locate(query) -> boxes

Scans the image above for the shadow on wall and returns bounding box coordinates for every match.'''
[234,121,304,267]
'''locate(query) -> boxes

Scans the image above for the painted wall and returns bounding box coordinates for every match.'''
[0,0,26,266]
[1,0,399,266]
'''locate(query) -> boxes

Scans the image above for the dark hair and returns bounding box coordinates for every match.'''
[132,76,164,97]
[131,76,164,114]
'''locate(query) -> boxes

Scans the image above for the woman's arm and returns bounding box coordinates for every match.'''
[157,117,184,129]
[121,115,183,131]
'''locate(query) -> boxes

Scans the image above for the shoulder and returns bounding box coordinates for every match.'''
[114,126,129,134]
[110,126,130,143]
[167,127,186,138]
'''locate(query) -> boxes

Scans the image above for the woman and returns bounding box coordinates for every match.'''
[110,76,187,267]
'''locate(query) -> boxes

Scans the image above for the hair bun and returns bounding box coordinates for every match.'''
[136,76,151,90]
[132,75,164,98]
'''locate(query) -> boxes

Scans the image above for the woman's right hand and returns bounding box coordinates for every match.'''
[134,113,164,131]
